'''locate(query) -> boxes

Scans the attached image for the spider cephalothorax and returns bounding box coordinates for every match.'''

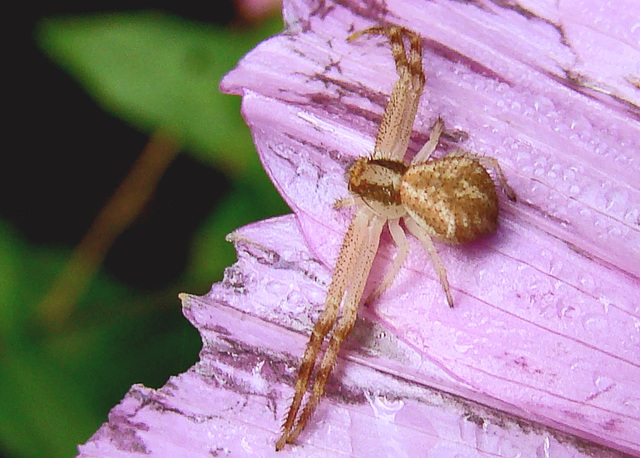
[276,25,515,450]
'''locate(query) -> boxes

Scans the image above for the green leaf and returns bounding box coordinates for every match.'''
[0,217,202,457]
[36,12,282,174]
[0,344,101,458]
[189,169,291,285]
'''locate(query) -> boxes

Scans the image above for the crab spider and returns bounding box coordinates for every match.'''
[275,25,515,450]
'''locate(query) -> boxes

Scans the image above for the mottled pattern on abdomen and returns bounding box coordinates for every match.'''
[400,156,499,245]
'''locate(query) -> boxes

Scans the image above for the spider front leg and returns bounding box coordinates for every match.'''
[349,26,425,161]
[276,207,383,450]
[286,212,385,446]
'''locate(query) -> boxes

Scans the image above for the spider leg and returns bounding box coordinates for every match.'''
[349,26,425,161]
[447,150,517,201]
[404,218,454,307]
[475,156,517,202]
[412,117,444,164]
[368,218,408,301]
[333,196,359,210]
[276,207,375,450]
[285,212,386,446]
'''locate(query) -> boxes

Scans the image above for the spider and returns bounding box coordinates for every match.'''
[275,25,516,451]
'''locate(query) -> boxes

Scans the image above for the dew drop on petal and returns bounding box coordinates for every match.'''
[533,95,554,115]
[594,374,615,392]
[265,280,288,297]
[622,395,640,413]
[535,436,551,458]
[364,391,404,422]
[582,314,609,333]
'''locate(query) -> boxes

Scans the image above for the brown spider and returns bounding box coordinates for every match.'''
[275,25,516,451]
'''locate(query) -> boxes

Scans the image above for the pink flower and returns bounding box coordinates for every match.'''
[80,0,640,456]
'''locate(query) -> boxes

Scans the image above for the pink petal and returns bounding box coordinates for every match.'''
[80,0,640,455]
[79,216,626,456]
[221,0,639,450]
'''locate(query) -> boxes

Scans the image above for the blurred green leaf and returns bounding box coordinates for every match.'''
[36,12,283,174]
[0,218,202,457]
[190,168,291,285]
[0,349,101,458]
[0,221,101,457]
[0,221,70,341]
[0,224,19,337]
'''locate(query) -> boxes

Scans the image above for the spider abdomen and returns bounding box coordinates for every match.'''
[400,156,499,245]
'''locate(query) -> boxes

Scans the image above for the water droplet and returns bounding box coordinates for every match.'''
[598,295,612,313]
[533,96,554,115]
[607,225,624,238]
[497,437,524,458]
[240,436,254,453]
[594,374,615,392]
[266,281,308,314]
[622,395,640,412]
[546,163,560,179]
[569,115,592,133]
[364,391,404,422]
[265,280,288,296]
[549,257,564,276]
[252,360,265,375]
[474,419,501,452]
[583,314,608,332]
[579,274,595,291]
[624,208,640,226]
[556,303,578,319]
[306,285,326,304]
[250,361,267,392]
[561,167,576,182]
[287,289,305,306]
[453,342,473,354]
[536,436,551,458]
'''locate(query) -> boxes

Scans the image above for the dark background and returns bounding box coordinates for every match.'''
[2,2,286,456]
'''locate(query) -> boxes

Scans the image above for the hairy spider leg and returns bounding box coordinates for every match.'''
[404,218,455,307]
[412,117,444,164]
[285,209,385,445]
[368,218,408,299]
[333,196,359,210]
[349,27,425,161]
[276,208,378,450]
